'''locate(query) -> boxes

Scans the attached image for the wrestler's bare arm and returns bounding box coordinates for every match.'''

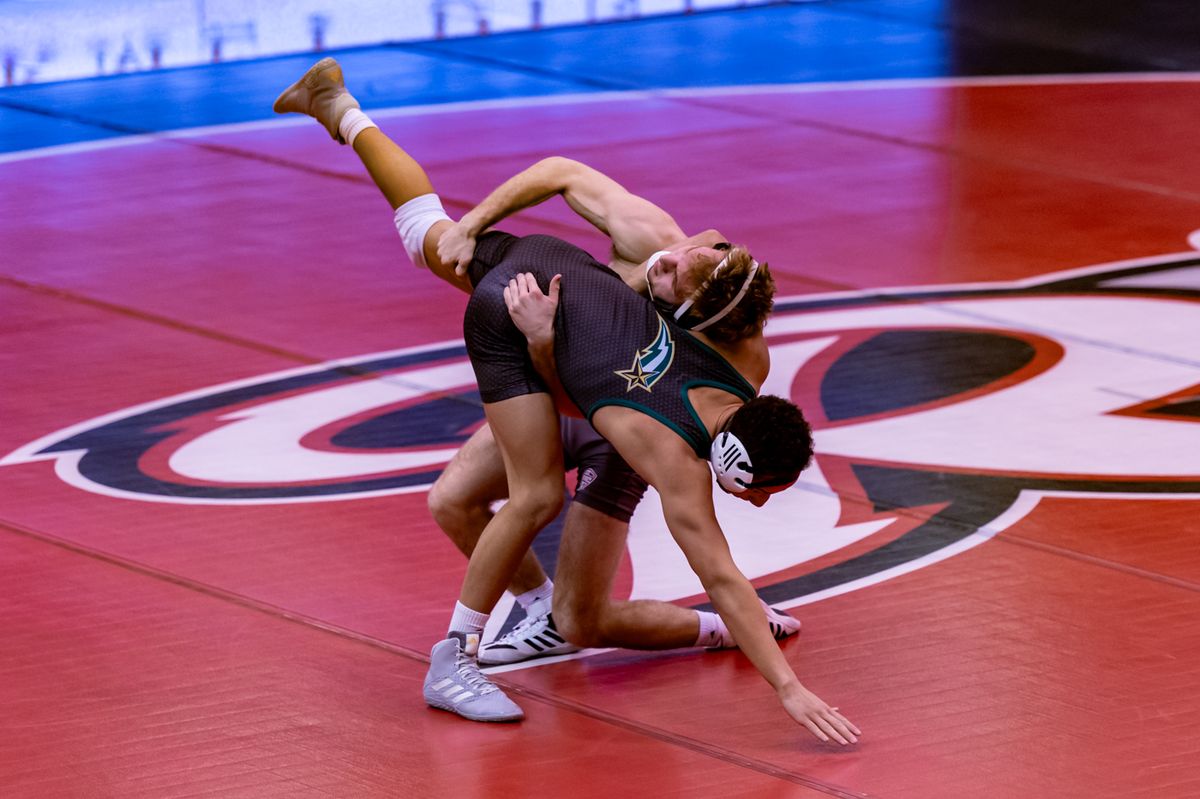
[592,409,860,745]
[438,157,687,273]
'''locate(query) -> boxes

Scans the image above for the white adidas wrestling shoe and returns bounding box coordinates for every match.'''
[477,597,580,666]
[707,599,802,649]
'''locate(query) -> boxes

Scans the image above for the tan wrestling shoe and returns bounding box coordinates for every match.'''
[272,57,360,143]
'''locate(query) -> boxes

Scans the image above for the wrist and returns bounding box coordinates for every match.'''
[458,209,488,237]
[774,678,803,698]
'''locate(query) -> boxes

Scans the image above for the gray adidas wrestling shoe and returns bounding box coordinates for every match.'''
[423,633,525,722]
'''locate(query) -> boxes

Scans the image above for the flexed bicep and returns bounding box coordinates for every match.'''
[555,161,686,261]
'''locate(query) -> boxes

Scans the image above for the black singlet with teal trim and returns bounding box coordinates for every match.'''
[463,231,756,457]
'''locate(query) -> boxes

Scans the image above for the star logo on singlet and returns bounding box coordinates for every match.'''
[615,318,674,392]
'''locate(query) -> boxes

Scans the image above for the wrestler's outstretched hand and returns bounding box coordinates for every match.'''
[437,222,477,276]
[778,683,861,745]
[504,272,561,346]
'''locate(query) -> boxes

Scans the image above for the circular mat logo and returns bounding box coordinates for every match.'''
[2,341,486,504]
[5,253,1200,611]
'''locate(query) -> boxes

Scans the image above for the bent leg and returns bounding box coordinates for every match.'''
[273,60,467,290]
[552,502,700,650]
[428,424,550,595]
[351,128,468,291]
[457,393,564,615]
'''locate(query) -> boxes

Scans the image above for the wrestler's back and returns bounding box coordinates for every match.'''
[470,233,754,455]
[469,231,661,360]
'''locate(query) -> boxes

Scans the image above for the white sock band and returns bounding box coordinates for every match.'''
[695,610,730,647]
[338,108,377,147]
[393,193,452,269]
[695,610,715,646]
[514,579,553,610]
[448,601,489,636]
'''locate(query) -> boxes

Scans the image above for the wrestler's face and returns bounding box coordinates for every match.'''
[647,243,729,304]
[717,476,795,507]
[718,483,770,507]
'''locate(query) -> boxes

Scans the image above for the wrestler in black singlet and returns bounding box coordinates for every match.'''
[464,232,756,458]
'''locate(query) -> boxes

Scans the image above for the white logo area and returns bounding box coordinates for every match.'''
[168,361,473,483]
[0,345,479,504]
[780,295,1200,477]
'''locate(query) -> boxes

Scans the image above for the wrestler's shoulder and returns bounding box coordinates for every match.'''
[510,233,601,264]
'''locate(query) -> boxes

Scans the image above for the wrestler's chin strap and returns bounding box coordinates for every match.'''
[674,254,761,332]
[710,430,754,494]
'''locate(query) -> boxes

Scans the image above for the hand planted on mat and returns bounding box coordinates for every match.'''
[504,272,561,347]
[779,683,861,745]
[437,222,477,276]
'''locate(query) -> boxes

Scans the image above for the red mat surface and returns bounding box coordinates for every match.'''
[3,78,1199,797]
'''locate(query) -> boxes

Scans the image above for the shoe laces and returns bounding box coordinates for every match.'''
[499,609,551,644]
[454,650,498,695]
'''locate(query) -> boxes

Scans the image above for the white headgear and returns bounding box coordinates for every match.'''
[710,430,754,494]
[673,253,760,332]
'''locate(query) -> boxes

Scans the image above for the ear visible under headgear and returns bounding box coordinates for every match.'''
[710,430,754,493]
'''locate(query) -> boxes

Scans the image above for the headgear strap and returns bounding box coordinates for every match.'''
[674,254,761,332]
[644,250,670,299]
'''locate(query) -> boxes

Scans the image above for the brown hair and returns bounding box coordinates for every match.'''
[681,246,775,344]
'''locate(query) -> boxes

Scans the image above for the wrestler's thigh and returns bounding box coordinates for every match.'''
[554,502,629,612]
[484,394,563,494]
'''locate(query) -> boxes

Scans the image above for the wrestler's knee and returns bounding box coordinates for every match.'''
[427,473,486,536]
[425,474,457,527]
[504,481,564,531]
[552,591,606,648]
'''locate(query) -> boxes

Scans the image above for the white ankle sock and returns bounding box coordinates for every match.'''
[514,579,554,611]
[339,108,377,146]
[448,601,489,636]
[695,610,734,648]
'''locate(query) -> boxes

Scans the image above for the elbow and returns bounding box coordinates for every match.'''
[537,156,581,176]
[538,156,590,185]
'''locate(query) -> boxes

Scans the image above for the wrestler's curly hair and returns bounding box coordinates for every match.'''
[682,245,775,344]
[727,395,814,482]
